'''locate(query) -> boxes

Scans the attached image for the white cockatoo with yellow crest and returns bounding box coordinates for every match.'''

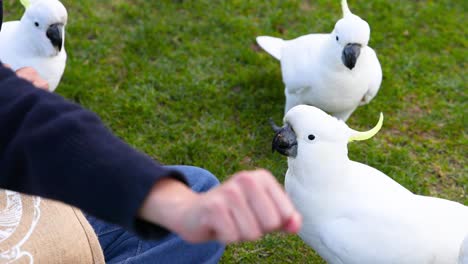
[0,0,67,91]
[257,0,382,121]
[270,105,468,264]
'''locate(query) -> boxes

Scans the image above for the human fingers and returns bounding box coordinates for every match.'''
[15,67,49,91]
[15,67,37,80]
[232,170,282,233]
[32,79,50,90]
[283,211,302,234]
[243,169,301,233]
[199,195,239,244]
[219,181,262,241]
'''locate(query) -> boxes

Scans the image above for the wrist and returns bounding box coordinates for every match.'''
[138,178,198,232]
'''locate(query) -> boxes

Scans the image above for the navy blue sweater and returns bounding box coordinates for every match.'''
[0,64,186,239]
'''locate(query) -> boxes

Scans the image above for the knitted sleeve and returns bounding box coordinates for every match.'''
[0,65,186,239]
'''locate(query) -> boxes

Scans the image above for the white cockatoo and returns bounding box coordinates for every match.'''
[257,0,382,121]
[270,105,468,264]
[0,0,67,92]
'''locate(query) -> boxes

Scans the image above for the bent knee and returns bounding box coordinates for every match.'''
[166,165,220,192]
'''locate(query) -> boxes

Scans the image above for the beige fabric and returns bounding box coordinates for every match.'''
[0,191,105,263]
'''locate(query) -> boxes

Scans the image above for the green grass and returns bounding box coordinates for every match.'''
[4,0,467,262]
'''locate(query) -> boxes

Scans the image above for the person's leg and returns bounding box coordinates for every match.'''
[86,165,225,264]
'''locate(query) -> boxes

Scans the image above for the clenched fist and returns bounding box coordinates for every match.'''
[140,169,302,244]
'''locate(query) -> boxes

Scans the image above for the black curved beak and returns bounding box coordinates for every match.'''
[46,23,63,52]
[269,119,298,158]
[342,43,361,70]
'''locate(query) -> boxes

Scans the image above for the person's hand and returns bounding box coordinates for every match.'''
[15,67,49,91]
[139,169,302,244]
[3,64,49,91]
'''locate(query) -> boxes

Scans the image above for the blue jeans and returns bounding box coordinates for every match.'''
[85,166,225,264]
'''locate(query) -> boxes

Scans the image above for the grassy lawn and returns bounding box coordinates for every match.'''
[4,0,466,263]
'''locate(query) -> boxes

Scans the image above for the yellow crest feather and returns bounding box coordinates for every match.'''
[349,113,384,142]
[341,0,352,17]
[20,0,31,9]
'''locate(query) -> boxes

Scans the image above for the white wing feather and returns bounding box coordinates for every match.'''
[256,36,285,60]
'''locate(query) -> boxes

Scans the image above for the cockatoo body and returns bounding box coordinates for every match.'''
[0,0,67,92]
[257,0,382,121]
[271,105,468,263]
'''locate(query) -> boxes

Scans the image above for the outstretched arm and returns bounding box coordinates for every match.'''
[0,64,186,238]
[0,64,302,243]
[140,169,301,243]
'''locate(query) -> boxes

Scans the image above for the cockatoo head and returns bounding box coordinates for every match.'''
[20,0,68,56]
[271,105,383,159]
[332,0,371,70]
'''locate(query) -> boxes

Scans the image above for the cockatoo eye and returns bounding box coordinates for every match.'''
[34,22,39,27]
[308,134,316,141]
[336,36,339,41]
